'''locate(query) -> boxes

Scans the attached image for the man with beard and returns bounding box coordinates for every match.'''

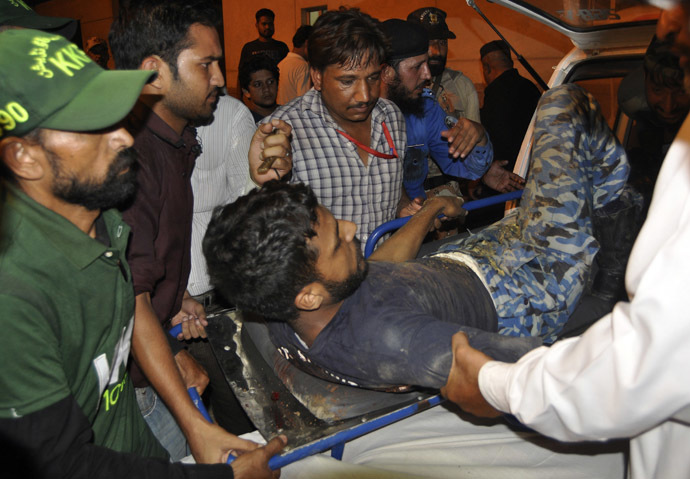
[380,19,524,204]
[406,7,483,195]
[205,76,632,390]
[109,0,291,460]
[442,2,690,478]
[239,54,280,123]
[407,7,480,123]
[238,9,289,69]
[0,28,283,478]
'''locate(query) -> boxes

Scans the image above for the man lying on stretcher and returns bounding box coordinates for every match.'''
[203,84,641,391]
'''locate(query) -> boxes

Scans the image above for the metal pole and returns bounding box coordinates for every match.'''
[467,0,550,91]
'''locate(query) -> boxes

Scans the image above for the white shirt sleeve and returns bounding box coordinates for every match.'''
[188,96,255,296]
[479,117,690,443]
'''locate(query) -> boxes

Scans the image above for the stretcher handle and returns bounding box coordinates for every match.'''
[168,324,237,464]
[364,189,523,258]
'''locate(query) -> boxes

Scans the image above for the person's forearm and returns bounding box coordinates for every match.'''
[131,293,208,442]
[370,196,449,263]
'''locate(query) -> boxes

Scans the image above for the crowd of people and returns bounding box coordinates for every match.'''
[1,0,690,478]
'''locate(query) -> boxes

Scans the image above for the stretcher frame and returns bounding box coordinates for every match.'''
[171,191,524,469]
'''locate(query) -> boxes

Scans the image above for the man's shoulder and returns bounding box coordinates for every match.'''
[442,68,474,87]
[0,196,78,315]
[279,52,307,67]
[204,95,253,126]
[421,90,444,111]
[273,39,289,49]
[489,69,540,100]
[241,39,261,50]
[215,94,246,111]
[271,90,324,123]
[513,72,541,96]
[375,97,404,122]
[127,104,182,149]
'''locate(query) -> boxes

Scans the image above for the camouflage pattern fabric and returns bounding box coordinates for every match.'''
[437,84,630,342]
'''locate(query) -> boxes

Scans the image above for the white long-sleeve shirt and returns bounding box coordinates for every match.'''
[188,95,255,296]
[480,115,690,478]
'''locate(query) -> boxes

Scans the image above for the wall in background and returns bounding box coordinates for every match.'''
[34,0,573,98]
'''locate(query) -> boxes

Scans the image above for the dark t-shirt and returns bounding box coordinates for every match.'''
[480,68,541,171]
[267,258,542,389]
[238,38,289,68]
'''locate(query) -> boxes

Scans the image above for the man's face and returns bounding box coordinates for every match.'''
[163,23,225,126]
[428,38,448,77]
[657,2,690,93]
[312,57,382,126]
[645,75,690,125]
[245,69,278,108]
[311,206,368,303]
[39,127,137,211]
[256,16,275,39]
[387,53,431,117]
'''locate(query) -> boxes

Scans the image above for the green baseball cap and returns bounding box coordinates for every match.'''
[0,0,77,38]
[0,29,154,139]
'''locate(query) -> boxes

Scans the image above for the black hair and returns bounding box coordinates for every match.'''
[256,8,275,22]
[292,25,313,48]
[238,54,280,91]
[308,8,388,71]
[644,35,684,90]
[203,181,320,321]
[109,0,219,76]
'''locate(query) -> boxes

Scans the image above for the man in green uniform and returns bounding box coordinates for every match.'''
[0,28,282,479]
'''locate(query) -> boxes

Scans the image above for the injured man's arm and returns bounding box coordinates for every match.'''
[202,84,635,392]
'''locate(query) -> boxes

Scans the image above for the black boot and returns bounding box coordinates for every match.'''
[591,186,643,303]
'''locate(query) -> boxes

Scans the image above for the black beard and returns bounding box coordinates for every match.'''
[320,238,369,302]
[193,112,215,127]
[49,147,139,211]
[388,76,425,118]
[428,55,446,77]
[171,87,221,127]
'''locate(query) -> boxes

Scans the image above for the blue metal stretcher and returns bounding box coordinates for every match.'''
[364,190,524,258]
[170,190,524,469]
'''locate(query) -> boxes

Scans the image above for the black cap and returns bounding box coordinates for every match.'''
[407,7,456,40]
[381,19,429,62]
[0,0,77,39]
[480,40,510,59]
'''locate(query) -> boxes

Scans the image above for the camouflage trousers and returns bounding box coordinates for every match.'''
[437,84,629,343]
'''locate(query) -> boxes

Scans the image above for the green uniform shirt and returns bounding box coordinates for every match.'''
[0,183,166,459]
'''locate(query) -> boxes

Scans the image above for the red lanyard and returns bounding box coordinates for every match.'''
[336,121,398,159]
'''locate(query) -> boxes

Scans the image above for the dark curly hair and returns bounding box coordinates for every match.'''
[203,182,320,321]
[308,8,388,72]
[238,54,280,92]
[255,8,275,22]
[109,0,219,77]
